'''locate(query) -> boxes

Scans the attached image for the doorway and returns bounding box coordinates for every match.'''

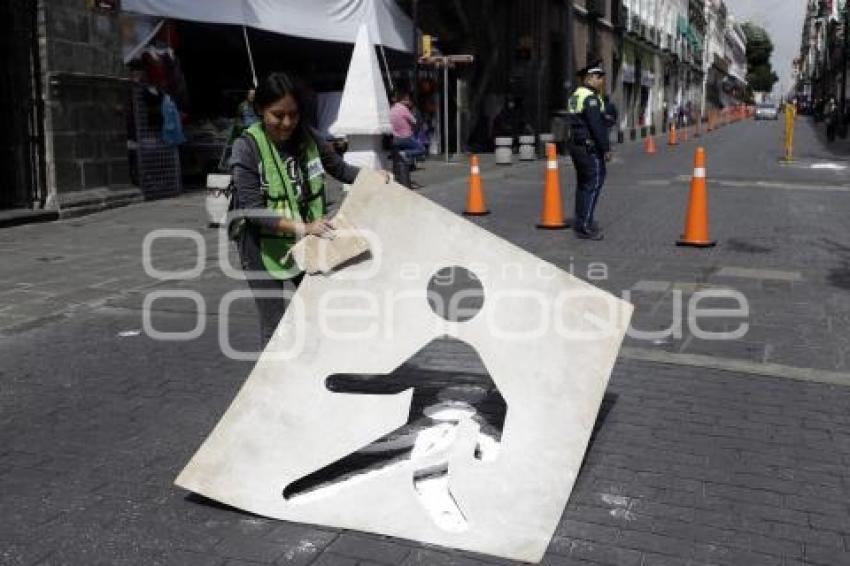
[0,0,45,210]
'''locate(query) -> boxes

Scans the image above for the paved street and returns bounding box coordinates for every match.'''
[3,117,850,565]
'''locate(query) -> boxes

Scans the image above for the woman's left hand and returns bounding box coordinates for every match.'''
[377,170,393,184]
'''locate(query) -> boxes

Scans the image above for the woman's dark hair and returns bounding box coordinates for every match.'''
[253,72,316,147]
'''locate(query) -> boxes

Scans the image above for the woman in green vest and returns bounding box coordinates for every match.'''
[230,72,390,348]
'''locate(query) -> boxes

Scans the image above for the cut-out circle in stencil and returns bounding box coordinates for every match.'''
[426,266,485,323]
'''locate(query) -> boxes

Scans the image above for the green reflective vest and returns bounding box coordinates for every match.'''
[245,123,326,279]
[567,86,606,115]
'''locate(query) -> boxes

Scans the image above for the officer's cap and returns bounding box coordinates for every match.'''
[578,59,606,78]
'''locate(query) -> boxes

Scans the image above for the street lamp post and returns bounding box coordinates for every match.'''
[412,0,419,102]
[566,0,575,91]
[841,7,848,137]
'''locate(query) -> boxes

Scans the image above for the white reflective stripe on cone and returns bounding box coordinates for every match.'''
[471,166,480,175]
[547,161,558,170]
[693,167,706,178]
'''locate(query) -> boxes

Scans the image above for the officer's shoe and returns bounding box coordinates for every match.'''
[575,224,604,241]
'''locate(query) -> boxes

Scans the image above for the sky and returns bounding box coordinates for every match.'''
[728,0,807,94]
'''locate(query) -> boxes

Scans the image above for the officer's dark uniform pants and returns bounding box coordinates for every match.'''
[568,144,607,230]
[238,228,304,350]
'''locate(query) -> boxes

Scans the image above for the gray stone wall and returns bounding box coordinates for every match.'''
[42,0,133,206]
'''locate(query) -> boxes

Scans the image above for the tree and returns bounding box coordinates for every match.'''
[742,22,779,92]
[747,66,779,94]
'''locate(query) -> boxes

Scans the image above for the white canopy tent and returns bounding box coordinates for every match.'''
[122,0,414,53]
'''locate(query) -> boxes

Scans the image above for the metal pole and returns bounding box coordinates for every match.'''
[243,26,258,88]
[842,8,848,137]
[456,76,462,159]
[565,0,574,92]
[412,0,419,102]
[444,62,449,162]
[32,0,47,208]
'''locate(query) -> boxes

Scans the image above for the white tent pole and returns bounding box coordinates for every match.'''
[123,18,165,64]
[378,43,394,94]
[243,25,258,88]
[456,76,461,159]
[365,0,393,94]
[444,63,449,162]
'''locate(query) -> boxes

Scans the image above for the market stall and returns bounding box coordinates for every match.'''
[120,0,413,188]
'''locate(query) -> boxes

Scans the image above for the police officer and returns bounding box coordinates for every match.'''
[567,60,612,240]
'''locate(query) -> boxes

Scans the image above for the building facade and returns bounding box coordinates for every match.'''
[685,0,706,117]
[620,0,664,137]
[720,15,748,105]
[0,0,139,215]
[571,0,627,135]
[797,0,849,120]
[797,0,822,104]
[701,0,747,113]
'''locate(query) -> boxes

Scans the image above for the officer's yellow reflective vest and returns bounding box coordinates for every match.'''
[568,86,606,115]
[245,123,326,280]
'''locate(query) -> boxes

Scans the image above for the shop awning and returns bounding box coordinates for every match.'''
[122,0,414,52]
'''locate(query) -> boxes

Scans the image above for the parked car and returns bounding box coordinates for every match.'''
[755,103,779,120]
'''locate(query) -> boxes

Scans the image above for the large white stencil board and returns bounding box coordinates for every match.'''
[176,170,633,563]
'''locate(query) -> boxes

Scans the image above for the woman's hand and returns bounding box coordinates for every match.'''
[377,170,393,184]
[302,219,335,239]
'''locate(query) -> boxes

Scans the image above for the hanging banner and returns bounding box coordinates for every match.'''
[622,44,636,84]
[623,64,636,84]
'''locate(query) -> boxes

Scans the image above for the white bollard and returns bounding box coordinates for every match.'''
[494,137,513,165]
[205,173,232,227]
[519,135,536,161]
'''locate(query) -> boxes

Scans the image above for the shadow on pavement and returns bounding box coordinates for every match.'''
[820,237,850,290]
[799,117,850,160]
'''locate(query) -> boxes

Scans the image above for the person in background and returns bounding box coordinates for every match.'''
[826,97,838,142]
[492,98,518,139]
[229,72,391,348]
[390,90,427,162]
[236,88,260,133]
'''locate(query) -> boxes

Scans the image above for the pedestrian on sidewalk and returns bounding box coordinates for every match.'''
[566,59,611,240]
[229,72,391,348]
[826,97,838,143]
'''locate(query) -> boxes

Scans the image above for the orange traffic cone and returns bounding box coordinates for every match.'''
[463,155,490,216]
[645,135,657,155]
[677,147,716,248]
[536,143,568,229]
[668,124,678,146]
